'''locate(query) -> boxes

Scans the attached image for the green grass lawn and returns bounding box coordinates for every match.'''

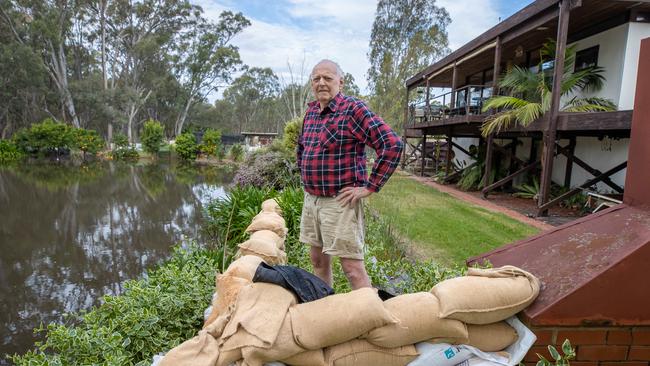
[368,172,540,266]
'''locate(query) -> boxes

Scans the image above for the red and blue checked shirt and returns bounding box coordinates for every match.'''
[297,93,403,197]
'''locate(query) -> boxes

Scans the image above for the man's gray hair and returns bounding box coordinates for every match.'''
[313,59,344,78]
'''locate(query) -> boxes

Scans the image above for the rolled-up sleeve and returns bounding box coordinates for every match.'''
[349,101,403,193]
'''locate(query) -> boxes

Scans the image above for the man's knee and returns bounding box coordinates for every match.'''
[340,258,368,282]
[310,246,330,268]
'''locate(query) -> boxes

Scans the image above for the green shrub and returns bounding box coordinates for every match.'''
[0,139,24,163]
[15,119,75,156]
[229,143,243,162]
[12,245,221,366]
[141,119,164,155]
[232,150,300,190]
[110,133,139,161]
[200,129,222,157]
[73,128,104,156]
[282,117,302,152]
[175,132,198,160]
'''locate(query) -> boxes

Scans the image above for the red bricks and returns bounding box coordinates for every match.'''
[577,345,629,361]
[571,362,599,366]
[557,330,607,345]
[629,346,650,361]
[609,330,634,345]
[602,362,649,366]
[524,346,553,362]
[634,330,650,345]
[534,330,555,345]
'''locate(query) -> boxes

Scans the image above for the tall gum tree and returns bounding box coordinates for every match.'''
[367,0,450,129]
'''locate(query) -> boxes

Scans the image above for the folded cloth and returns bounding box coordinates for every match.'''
[252,263,334,303]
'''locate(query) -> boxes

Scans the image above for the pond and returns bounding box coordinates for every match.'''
[0,161,234,362]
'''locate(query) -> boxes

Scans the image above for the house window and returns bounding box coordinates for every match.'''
[575,46,599,71]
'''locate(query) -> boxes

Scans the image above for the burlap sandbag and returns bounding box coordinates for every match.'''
[466,322,518,351]
[325,339,419,366]
[216,347,242,366]
[238,238,286,265]
[159,330,220,366]
[364,292,468,348]
[289,288,397,350]
[261,198,282,215]
[220,283,297,351]
[204,275,251,328]
[282,349,326,366]
[224,255,265,281]
[250,229,285,250]
[246,212,287,238]
[431,265,540,324]
[241,313,307,366]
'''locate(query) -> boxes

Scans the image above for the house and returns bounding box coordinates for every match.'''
[403,0,650,216]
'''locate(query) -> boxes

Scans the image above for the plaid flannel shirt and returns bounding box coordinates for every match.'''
[297,93,403,197]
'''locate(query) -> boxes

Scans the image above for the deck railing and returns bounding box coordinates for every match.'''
[409,84,492,125]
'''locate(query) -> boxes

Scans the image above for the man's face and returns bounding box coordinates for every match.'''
[311,62,343,106]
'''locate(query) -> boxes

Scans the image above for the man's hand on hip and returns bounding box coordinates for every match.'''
[336,187,373,207]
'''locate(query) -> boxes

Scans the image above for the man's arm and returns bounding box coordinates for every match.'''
[349,101,404,193]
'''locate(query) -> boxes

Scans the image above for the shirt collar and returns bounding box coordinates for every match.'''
[309,92,345,113]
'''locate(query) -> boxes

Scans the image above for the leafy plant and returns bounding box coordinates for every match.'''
[282,117,302,152]
[536,339,575,366]
[141,119,165,155]
[481,40,617,136]
[174,132,198,160]
[200,129,222,157]
[229,143,244,162]
[232,150,300,190]
[0,139,24,164]
[513,177,541,200]
[110,133,139,161]
[73,128,104,156]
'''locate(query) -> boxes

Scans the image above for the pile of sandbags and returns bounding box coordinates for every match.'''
[157,198,541,366]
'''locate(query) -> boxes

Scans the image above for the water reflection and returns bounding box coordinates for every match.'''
[0,162,233,362]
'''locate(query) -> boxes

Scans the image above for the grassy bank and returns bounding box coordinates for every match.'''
[368,172,539,265]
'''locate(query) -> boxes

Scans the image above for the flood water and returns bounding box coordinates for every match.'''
[0,161,234,362]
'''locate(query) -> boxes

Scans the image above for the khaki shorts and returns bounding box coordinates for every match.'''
[299,192,365,260]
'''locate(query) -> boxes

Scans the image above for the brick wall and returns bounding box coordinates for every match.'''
[523,327,650,365]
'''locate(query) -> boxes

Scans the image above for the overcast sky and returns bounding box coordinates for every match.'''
[196,0,535,100]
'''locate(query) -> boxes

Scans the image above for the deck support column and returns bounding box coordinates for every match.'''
[538,0,572,216]
[402,88,411,169]
[420,133,427,177]
[445,129,453,178]
[425,79,430,122]
[450,63,458,109]
[564,136,576,188]
[483,36,502,193]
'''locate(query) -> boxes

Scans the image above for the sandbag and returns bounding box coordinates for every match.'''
[238,238,286,265]
[246,212,287,238]
[221,283,297,351]
[431,265,540,324]
[364,292,468,348]
[216,347,242,366]
[159,330,220,366]
[324,339,418,366]
[261,198,283,215]
[282,349,326,366]
[250,229,285,250]
[241,314,306,366]
[224,255,266,281]
[466,322,518,352]
[289,288,396,350]
[204,275,251,328]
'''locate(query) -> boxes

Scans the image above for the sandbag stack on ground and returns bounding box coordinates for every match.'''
[159,199,541,366]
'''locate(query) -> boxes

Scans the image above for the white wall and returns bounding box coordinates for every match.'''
[568,23,629,107]
[618,22,650,109]
[451,137,479,168]
[550,137,629,193]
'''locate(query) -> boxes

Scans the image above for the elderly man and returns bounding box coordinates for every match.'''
[297,59,403,289]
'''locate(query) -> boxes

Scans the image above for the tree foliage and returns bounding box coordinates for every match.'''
[141,119,165,155]
[223,67,281,134]
[367,0,450,129]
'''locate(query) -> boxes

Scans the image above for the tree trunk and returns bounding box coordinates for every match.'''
[175,94,194,137]
[47,40,80,128]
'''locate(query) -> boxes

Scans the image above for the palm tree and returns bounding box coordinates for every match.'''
[480,40,617,137]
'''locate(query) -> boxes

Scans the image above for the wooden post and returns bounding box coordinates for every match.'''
[564,136,576,188]
[420,134,427,177]
[450,63,458,110]
[401,87,411,168]
[483,37,502,192]
[425,79,430,122]
[445,129,453,178]
[538,0,571,216]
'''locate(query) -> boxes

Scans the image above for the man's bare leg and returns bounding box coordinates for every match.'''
[310,246,333,287]
[340,257,371,290]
